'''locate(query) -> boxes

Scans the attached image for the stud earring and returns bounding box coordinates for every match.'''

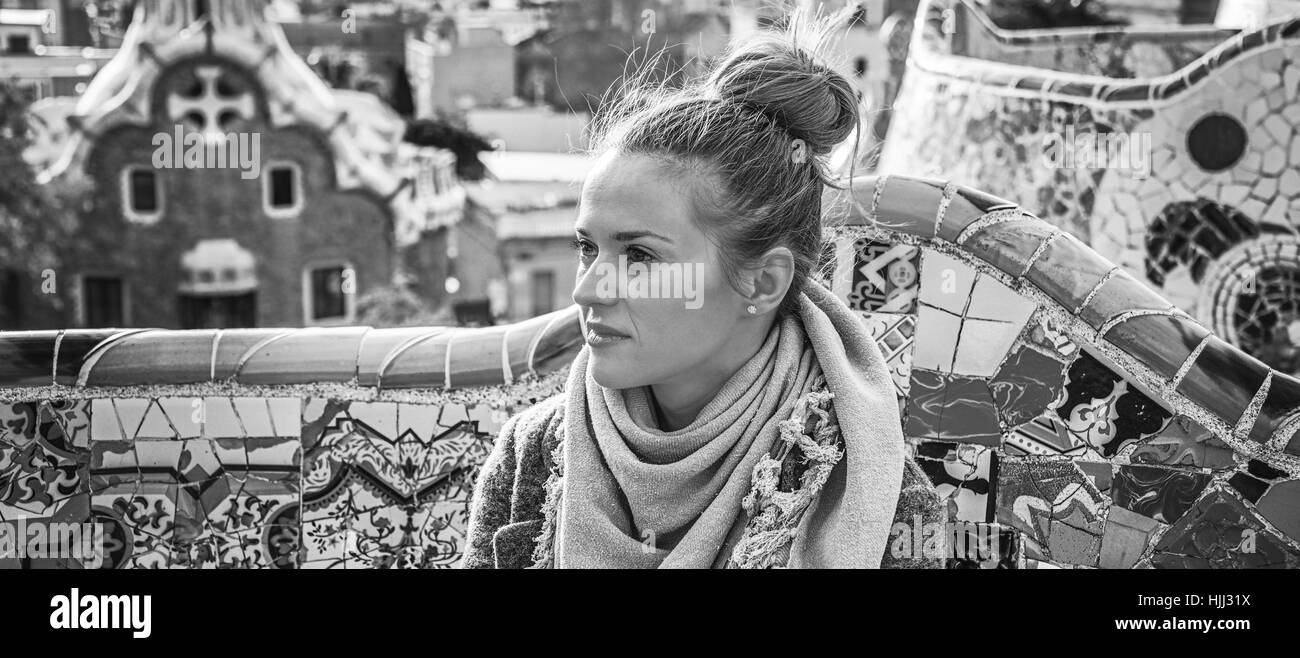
[747,305,757,315]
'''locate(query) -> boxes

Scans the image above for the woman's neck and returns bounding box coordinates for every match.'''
[649,316,774,432]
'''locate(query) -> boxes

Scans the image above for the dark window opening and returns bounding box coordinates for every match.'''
[268,166,297,209]
[179,293,257,329]
[7,35,31,54]
[531,269,555,317]
[128,169,159,213]
[83,277,124,327]
[310,267,347,320]
[0,269,24,328]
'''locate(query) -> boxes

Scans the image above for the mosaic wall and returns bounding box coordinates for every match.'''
[952,2,1232,78]
[3,175,1299,568]
[0,313,581,569]
[883,0,1300,375]
[830,174,1300,568]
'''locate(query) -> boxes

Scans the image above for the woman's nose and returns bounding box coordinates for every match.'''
[572,261,615,308]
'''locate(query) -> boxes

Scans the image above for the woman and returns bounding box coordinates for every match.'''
[463,15,946,569]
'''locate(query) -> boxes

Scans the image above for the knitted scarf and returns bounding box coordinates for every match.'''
[551,281,905,568]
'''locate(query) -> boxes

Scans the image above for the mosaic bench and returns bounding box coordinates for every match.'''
[881,0,1300,375]
[2,174,1299,568]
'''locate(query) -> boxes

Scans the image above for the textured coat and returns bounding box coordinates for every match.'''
[462,394,949,569]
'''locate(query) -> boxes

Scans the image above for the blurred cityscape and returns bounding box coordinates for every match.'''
[0,0,1287,333]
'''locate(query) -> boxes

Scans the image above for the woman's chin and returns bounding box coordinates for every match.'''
[588,356,646,390]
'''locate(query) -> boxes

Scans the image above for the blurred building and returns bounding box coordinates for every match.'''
[465,105,587,152]
[406,12,520,116]
[13,0,483,330]
[474,150,593,322]
[274,6,416,115]
[516,0,729,113]
[0,5,112,101]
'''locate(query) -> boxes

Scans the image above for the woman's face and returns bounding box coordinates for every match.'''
[571,151,749,390]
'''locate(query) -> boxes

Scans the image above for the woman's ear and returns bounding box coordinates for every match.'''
[745,247,795,314]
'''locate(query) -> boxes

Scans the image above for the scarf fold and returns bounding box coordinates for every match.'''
[555,281,905,568]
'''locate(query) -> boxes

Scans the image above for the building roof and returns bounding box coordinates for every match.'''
[0,9,50,26]
[481,150,594,183]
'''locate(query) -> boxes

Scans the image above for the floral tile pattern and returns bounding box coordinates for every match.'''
[300,400,496,569]
[1,401,88,522]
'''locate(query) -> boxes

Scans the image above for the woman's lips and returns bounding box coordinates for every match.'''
[586,331,628,347]
[585,322,630,347]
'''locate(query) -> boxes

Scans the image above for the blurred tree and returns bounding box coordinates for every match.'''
[355,283,455,327]
[0,84,90,328]
[403,116,495,181]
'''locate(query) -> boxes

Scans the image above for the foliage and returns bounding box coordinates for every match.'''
[355,283,455,327]
[403,116,495,181]
[980,0,1128,30]
[0,84,89,318]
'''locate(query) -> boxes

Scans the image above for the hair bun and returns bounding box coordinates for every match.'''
[707,30,859,156]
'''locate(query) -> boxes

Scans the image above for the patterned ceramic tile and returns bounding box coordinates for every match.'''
[300,400,494,569]
[996,459,1108,566]
[0,401,88,521]
[92,482,176,569]
[1003,414,1091,457]
[847,239,920,314]
[861,313,916,398]
[1057,351,1172,457]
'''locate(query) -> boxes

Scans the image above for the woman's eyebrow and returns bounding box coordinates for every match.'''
[610,230,674,244]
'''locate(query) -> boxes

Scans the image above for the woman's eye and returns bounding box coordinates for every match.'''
[626,247,654,263]
[570,238,595,260]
